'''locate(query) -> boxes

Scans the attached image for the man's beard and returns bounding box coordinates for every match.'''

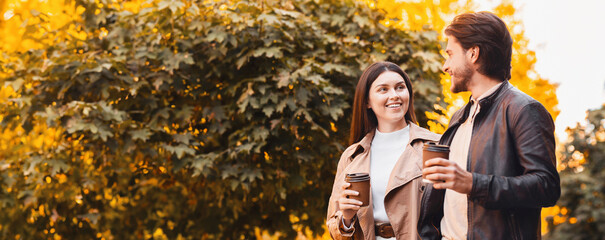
[451,62,473,93]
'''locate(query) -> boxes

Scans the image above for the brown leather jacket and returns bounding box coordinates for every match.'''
[418,82,560,240]
[327,123,440,240]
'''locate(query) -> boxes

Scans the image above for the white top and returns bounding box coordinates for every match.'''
[441,82,502,240]
[370,126,410,240]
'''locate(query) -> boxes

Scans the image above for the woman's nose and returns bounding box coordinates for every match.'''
[388,90,399,99]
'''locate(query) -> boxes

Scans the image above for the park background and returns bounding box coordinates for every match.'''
[0,0,603,239]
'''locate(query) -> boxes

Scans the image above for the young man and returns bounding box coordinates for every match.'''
[419,12,560,239]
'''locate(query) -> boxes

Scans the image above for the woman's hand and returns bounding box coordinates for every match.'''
[338,182,363,226]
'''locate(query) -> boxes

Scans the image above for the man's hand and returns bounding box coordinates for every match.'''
[423,158,473,194]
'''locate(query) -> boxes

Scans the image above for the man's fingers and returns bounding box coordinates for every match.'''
[432,181,451,189]
[423,165,454,175]
[341,182,351,190]
[425,173,446,182]
[424,158,450,167]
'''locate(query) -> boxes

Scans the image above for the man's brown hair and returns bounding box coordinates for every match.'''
[445,12,513,81]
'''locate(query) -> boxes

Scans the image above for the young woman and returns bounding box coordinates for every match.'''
[326,62,440,239]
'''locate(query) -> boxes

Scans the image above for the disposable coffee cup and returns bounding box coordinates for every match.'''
[345,173,370,207]
[422,143,450,183]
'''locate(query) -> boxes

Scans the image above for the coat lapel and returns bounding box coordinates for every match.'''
[385,123,438,197]
[385,142,422,196]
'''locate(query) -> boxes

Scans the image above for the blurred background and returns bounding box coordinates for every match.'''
[0,0,603,239]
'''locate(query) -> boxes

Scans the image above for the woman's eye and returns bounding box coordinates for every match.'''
[397,85,405,90]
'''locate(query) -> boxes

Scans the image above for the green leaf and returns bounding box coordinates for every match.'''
[173,133,192,144]
[47,159,70,175]
[274,9,302,19]
[252,47,283,58]
[23,156,43,176]
[240,168,263,182]
[163,144,195,159]
[276,71,290,88]
[169,0,185,13]
[6,78,24,91]
[262,105,274,117]
[257,13,280,25]
[158,0,170,11]
[130,129,152,141]
[205,27,228,43]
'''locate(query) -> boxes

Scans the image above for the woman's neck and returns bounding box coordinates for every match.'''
[376,120,408,133]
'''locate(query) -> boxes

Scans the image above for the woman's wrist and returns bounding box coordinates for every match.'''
[340,214,357,233]
[342,214,357,228]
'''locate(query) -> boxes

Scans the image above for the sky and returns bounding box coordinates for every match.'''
[475,0,605,139]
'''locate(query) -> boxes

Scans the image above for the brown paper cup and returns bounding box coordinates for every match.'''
[422,143,450,183]
[345,173,370,207]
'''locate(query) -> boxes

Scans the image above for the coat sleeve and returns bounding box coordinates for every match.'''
[469,102,561,209]
[327,147,364,239]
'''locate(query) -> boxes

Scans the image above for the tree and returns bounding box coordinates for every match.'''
[545,105,605,239]
[0,0,445,238]
[493,2,559,120]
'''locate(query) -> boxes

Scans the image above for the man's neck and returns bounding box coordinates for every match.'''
[468,75,502,101]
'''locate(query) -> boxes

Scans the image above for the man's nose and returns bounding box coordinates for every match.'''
[442,62,449,73]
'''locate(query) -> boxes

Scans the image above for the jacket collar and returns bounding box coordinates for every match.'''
[452,81,511,127]
[351,122,437,159]
[476,80,510,111]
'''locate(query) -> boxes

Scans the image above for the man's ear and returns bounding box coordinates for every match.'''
[468,46,480,64]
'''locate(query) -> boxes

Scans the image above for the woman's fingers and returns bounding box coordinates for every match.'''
[338,182,362,214]
[341,205,361,212]
[338,183,363,220]
[341,189,359,198]
[338,197,363,211]
[339,197,363,206]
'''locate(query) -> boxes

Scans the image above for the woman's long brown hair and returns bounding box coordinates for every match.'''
[349,61,417,145]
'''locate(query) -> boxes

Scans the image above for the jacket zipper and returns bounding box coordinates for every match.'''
[508,213,520,240]
[419,187,441,237]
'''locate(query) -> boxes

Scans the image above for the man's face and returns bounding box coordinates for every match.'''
[443,36,474,93]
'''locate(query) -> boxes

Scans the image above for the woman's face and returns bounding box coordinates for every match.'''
[367,71,409,132]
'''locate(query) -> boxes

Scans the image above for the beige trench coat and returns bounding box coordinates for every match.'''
[327,123,440,240]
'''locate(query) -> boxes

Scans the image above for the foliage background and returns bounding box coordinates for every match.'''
[545,106,605,239]
[1,0,590,239]
[0,0,445,239]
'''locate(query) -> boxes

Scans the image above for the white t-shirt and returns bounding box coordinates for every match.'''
[370,126,410,240]
[441,82,502,240]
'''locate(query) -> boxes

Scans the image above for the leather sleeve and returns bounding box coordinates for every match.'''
[417,185,445,240]
[469,102,560,209]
